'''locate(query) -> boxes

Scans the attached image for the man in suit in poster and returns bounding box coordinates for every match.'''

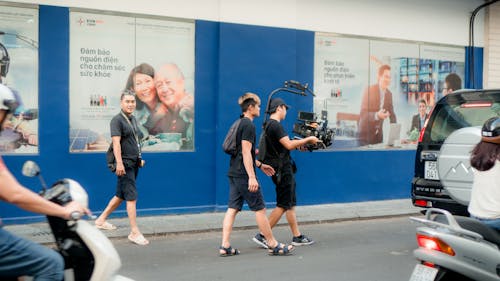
[358,64,397,146]
[410,99,428,132]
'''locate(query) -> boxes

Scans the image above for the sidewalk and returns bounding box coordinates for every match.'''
[4,199,421,244]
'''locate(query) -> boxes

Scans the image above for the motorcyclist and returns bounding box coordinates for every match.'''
[468,116,500,230]
[0,84,89,280]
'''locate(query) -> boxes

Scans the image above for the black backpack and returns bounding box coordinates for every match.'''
[257,121,269,163]
[222,118,241,156]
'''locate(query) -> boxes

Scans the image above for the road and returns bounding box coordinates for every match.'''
[114,216,420,281]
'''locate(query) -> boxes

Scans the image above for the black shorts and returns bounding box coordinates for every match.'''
[227,176,266,211]
[272,165,296,210]
[115,165,139,201]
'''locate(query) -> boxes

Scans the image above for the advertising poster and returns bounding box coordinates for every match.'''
[366,40,419,150]
[0,5,39,154]
[69,12,195,152]
[419,44,465,102]
[314,33,465,151]
[313,33,369,150]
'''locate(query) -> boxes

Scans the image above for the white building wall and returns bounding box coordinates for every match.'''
[485,2,500,88]
[9,0,485,46]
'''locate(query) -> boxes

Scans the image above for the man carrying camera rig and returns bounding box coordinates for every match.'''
[253,98,319,248]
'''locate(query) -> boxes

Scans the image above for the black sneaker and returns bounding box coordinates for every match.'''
[252,233,269,249]
[292,234,315,246]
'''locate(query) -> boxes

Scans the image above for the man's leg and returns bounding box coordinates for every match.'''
[95,196,122,226]
[0,229,64,281]
[255,209,278,248]
[221,208,238,249]
[268,206,285,228]
[125,200,149,245]
[285,207,301,237]
[126,200,139,234]
[286,206,315,246]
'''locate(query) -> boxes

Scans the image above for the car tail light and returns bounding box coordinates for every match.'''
[418,127,426,143]
[414,200,428,207]
[461,102,492,108]
[417,234,455,256]
[418,105,435,143]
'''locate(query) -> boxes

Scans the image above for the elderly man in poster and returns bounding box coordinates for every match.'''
[358,64,397,146]
[152,63,194,150]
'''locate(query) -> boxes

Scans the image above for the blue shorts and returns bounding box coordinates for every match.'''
[116,164,138,201]
[227,176,266,211]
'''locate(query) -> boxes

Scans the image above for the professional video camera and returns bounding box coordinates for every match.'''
[292,110,334,151]
[262,80,334,151]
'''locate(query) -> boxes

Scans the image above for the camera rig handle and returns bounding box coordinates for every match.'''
[263,80,315,125]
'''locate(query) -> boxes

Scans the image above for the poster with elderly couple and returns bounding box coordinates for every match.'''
[69,11,195,152]
[313,32,465,151]
[0,5,39,154]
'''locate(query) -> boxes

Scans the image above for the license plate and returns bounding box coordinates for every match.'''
[424,161,439,180]
[409,264,438,281]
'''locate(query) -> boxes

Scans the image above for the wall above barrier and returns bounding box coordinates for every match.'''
[2,4,417,224]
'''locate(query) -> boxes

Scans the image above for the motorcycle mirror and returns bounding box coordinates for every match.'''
[21,160,48,192]
[22,160,40,177]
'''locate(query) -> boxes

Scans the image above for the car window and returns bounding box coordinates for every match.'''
[428,101,500,143]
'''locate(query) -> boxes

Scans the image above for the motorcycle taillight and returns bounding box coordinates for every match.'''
[417,234,455,256]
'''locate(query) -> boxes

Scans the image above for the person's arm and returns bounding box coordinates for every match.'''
[241,140,259,192]
[255,159,275,176]
[279,135,319,151]
[179,94,194,122]
[0,169,87,219]
[112,135,125,176]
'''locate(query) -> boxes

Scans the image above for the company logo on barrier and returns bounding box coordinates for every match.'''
[318,39,336,47]
[76,17,105,27]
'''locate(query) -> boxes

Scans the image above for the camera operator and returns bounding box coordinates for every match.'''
[253,98,318,248]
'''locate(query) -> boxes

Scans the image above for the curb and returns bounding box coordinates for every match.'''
[4,199,421,244]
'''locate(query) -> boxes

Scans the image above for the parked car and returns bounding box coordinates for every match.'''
[411,89,500,215]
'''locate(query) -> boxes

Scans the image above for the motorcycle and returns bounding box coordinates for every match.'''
[409,208,500,281]
[17,160,134,281]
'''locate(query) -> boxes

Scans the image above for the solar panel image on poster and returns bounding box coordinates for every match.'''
[70,129,99,151]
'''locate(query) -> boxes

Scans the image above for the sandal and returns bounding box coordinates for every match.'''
[219,246,240,257]
[268,242,294,256]
[128,234,149,246]
[95,221,117,230]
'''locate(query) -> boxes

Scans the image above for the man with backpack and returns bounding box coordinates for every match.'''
[219,92,294,256]
[253,98,318,249]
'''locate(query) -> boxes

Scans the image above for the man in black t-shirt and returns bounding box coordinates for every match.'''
[95,90,149,246]
[254,98,318,247]
[220,93,294,256]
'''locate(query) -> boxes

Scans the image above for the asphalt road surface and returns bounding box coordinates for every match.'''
[115,215,420,281]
